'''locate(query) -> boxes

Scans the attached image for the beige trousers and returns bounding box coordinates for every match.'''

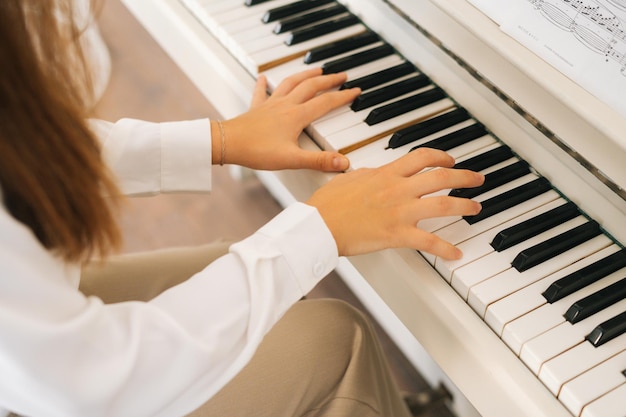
[79,244,413,417]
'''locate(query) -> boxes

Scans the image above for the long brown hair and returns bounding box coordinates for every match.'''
[0,0,122,262]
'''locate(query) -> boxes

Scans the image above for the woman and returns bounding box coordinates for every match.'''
[0,1,484,416]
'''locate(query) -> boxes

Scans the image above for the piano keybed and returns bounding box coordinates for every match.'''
[176,1,626,415]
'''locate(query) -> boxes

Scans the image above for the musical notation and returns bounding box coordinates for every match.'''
[529,0,626,75]
[468,0,626,117]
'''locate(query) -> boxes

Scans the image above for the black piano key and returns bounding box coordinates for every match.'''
[490,201,580,252]
[365,87,447,125]
[511,220,603,273]
[449,160,530,200]
[543,249,626,303]
[586,310,626,347]
[304,31,379,63]
[321,44,395,74]
[340,61,416,90]
[565,277,626,324]
[285,14,360,46]
[350,74,431,111]
[453,145,514,172]
[274,3,346,34]
[387,108,471,149]
[464,177,552,225]
[263,0,335,23]
[409,123,487,153]
[246,0,273,6]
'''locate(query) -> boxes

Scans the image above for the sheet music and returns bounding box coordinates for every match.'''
[467,0,626,118]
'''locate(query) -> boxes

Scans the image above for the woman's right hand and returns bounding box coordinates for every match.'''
[306,148,485,260]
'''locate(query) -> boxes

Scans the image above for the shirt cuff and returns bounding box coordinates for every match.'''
[160,119,212,193]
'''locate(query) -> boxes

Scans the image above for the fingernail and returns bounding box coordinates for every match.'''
[332,156,349,171]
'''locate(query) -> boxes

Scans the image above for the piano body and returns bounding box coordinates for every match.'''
[119,1,626,416]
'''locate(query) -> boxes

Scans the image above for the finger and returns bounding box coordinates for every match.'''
[411,167,484,197]
[383,147,455,178]
[298,87,361,122]
[406,228,463,260]
[411,195,482,221]
[291,149,350,172]
[272,68,323,97]
[250,75,269,109]
[288,72,349,103]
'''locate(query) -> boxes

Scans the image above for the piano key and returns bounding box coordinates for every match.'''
[486,245,623,337]
[586,310,626,347]
[409,122,488,153]
[581,382,626,417]
[519,298,626,374]
[434,196,565,281]
[467,233,612,317]
[365,87,447,125]
[543,248,626,303]
[286,14,361,45]
[262,0,335,23]
[273,4,348,33]
[451,214,591,299]
[218,0,295,30]
[463,176,553,225]
[511,220,603,272]
[559,348,626,415]
[304,30,380,63]
[490,201,579,251]
[539,331,626,396]
[500,249,626,354]
[565,278,626,324]
[387,107,471,149]
[341,61,417,90]
[321,43,396,74]
[246,0,275,6]
[448,160,530,200]
[452,143,514,172]
[350,74,431,111]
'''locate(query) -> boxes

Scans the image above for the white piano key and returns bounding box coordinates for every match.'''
[520,298,626,374]
[559,348,626,415]
[487,245,623,337]
[501,260,626,355]
[468,233,612,318]
[581,381,626,417]
[540,334,626,396]
[435,196,564,282]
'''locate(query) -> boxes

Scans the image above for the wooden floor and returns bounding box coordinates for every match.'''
[93,2,454,416]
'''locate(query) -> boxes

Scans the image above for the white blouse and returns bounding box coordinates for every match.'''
[0,119,338,417]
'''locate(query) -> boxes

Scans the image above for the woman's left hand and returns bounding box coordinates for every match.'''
[212,68,361,171]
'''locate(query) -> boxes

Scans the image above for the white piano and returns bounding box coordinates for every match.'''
[119,1,626,416]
